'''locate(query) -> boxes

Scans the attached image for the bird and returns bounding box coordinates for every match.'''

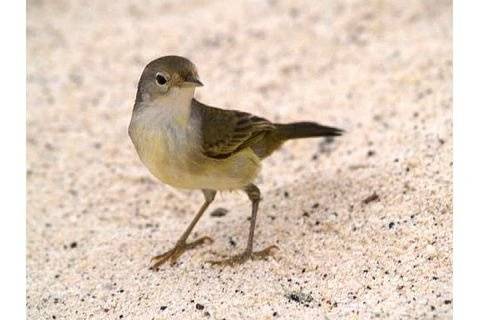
[128,55,343,269]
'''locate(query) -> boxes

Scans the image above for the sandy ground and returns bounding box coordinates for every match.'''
[27,0,452,319]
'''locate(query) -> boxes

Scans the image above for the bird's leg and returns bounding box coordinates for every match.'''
[151,190,216,269]
[208,184,278,266]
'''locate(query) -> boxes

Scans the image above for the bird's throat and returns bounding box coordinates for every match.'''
[153,87,195,127]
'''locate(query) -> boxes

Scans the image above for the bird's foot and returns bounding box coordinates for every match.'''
[208,245,278,266]
[150,236,213,270]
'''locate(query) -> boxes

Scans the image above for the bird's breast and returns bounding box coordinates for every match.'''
[129,107,201,187]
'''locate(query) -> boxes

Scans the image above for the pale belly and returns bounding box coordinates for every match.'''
[129,116,261,191]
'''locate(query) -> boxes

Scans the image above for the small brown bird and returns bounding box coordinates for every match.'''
[128,56,343,268]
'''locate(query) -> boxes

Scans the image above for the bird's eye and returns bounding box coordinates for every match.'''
[155,73,167,86]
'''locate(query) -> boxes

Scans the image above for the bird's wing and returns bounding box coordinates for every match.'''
[191,99,276,159]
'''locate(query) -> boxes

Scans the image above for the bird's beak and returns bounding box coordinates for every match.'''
[182,75,203,87]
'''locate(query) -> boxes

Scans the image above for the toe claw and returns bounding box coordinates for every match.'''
[202,236,214,244]
[207,245,279,266]
[257,245,279,256]
[149,236,214,270]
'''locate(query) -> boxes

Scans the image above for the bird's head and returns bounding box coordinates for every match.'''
[136,55,203,103]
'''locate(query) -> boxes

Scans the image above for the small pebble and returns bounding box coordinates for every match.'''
[362,193,379,204]
[210,207,228,217]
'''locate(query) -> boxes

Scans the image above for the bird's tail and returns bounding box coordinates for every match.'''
[276,122,344,140]
[251,121,343,159]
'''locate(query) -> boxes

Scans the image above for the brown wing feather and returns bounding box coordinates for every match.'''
[191,99,275,159]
